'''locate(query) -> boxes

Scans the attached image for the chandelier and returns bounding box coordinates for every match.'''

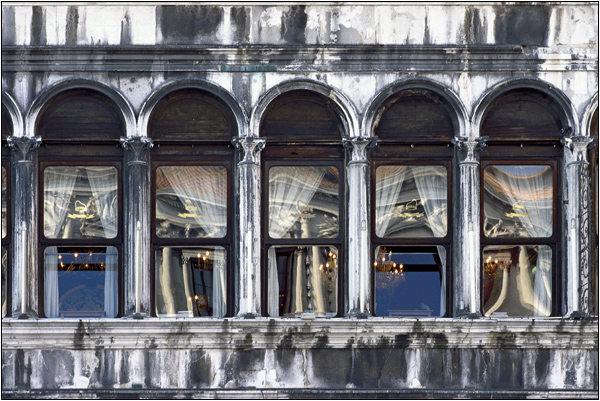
[374,247,405,290]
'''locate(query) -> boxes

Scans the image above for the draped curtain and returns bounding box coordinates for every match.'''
[485,166,553,316]
[375,166,407,238]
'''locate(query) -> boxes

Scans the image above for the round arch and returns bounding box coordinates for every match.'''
[25,79,136,139]
[250,79,359,140]
[472,78,578,138]
[2,91,23,138]
[138,79,248,139]
[581,93,599,137]
[362,78,468,140]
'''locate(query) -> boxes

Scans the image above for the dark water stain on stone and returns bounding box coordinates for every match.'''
[66,6,79,46]
[159,5,223,44]
[31,6,46,45]
[493,5,551,46]
[281,5,307,44]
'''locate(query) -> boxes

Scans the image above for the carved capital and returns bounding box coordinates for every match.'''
[562,135,596,165]
[7,136,41,164]
[232,137,266,165]
[452,136,488,164]
[120,136,154,166]
[342,136,377,165]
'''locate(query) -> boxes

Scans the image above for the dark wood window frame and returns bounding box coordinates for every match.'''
[2,160,11,316]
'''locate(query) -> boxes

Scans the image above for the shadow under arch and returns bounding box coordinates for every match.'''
[2,91,24,138]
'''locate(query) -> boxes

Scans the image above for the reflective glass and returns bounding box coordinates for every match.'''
[374,247,444,317]
[483,165,553,238]
[268,166,339,239]
[44,246,118,318]
[155,246,227,317]
[2,246,6,317]
[44,166,118,239]
[267,245,338,317]
[156,166,227,239]
[483,245,552,317]
[2,166,6,239]
[375,166,447,238]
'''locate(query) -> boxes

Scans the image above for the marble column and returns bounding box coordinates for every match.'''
[120,136,153,318]
[7,136,41,318]
[562,135,596,317]
[343,136,377,317]
[452,136,487,317]
[232,136,265,317]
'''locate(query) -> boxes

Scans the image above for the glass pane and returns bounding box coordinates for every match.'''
[483,245,552,317]
[268,166,339,239]
[44,166,118,239]
[2,166,6,239]
[156,166,227,239]
[2,247,6,317]
[44,246,118,318]
[374,246,445,317]
[375,165,447,238]
[155,247,227,317]
[267,245,338,317]
[483,165,553,238]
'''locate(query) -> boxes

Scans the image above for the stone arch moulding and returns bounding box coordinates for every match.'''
[25,78,136,139]
[2,91,24,137]
[581,93,599,137]
[250,79,359,139]
[362,78,469,140]
[471,78,578,137]
[138,79,248,139]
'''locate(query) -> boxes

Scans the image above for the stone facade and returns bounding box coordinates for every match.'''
[1,3,598,398]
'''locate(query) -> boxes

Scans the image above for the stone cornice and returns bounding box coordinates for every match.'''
[2,318,597,351]
[2,45,596,73]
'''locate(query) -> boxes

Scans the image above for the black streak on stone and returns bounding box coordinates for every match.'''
[423,13,431,45]
[189,349,212,388]
[66,6,79,46]
[465,7,487,45]
[394,334,411,349]
[2,6,15,45]
[312,334,329,349]
[159,5,223,45]
[277,333,293,349]
[231,7,249,44]
[73,320,86,350]
[493,5,551,46]
[120,11,132,45]
[281,5,307,44]
[31,6,46,46]
[310,349,351,388]
[40,350,74,389]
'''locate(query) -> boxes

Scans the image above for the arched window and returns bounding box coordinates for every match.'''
[37,88,125,318]
[480,88,566,317]
[149,88,235,318]
[370,89,456,318]
[2,103,12,316]
[261,90,345,317]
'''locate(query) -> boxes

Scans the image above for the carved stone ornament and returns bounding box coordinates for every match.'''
[562,135,596,164]
[452,136,488,164]
[342,136,378,165]
[120,136,154,166]
[7,136,41,164]
[578,166,591,315]
[232,137,266,165]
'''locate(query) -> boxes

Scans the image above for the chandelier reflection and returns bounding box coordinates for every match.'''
[319,250,338,283]
[483,254,512,276]
[374,247,405,290]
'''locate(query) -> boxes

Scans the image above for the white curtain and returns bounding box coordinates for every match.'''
[43,167,78,318]
[413,166,448,316]
[160,166,227,238]
[212,247,227,318]
[267,167,326,316]
[375,166,407,238]
[487,166,553,316]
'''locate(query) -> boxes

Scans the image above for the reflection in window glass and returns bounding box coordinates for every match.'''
[375,166,447,238]
[374,247,444,317]
[156,166,227,239]
[483,165,553,239]
[44,166,118,239]
[267,246,338,317]
[268,166,339,239]
[2,247,6,317]
[155,247,227,317]
[2,166,6,239]
[44,246,118,318]
[483,245,552,317]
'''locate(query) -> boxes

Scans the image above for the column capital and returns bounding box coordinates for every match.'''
[342,136,378,165]
[120,136,154,166]
[452,136,488,164]
[7,136,41,164]
[562,135,596,165]
[232,136,266,165]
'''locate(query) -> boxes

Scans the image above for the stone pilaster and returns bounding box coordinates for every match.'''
[7,136,41,318]
[452,136,487,317]
[562,135,596,317]
[232,136,266,317]
[120,136,153,317]
[343,136,377,317]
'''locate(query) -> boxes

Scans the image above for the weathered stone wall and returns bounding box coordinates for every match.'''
[2,3,598,398]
